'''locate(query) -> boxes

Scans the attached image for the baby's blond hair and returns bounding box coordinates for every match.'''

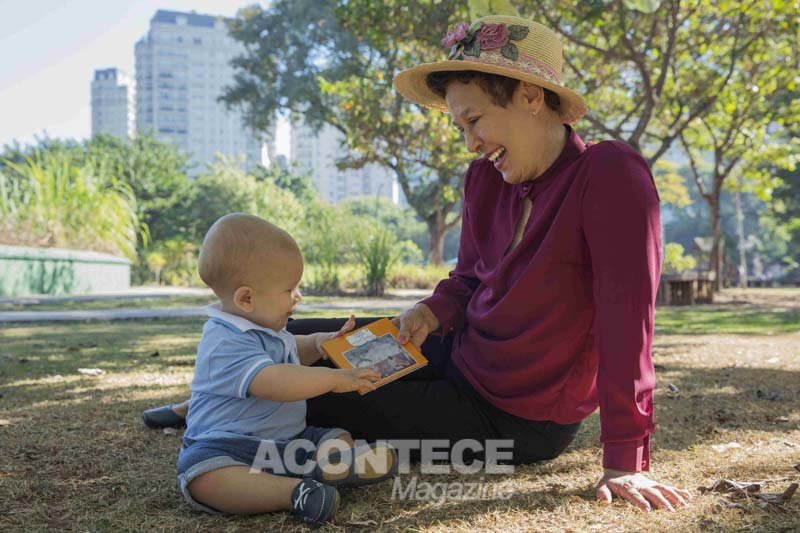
[198,213,300,300]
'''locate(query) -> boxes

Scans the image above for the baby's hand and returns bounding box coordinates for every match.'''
[316,315,356,359]
[331,367,381,394]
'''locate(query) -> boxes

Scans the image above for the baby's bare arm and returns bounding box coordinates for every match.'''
[247,364,379,401]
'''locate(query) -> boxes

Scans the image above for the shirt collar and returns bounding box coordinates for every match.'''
[206,303,283,337]
[516,125,586,199]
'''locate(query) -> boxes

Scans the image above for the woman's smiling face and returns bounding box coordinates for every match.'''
[445,80,549,185]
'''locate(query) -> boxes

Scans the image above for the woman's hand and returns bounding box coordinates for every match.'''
[314,315,357,358]
[596,469,692,512]
[392,304,440,349]
[331,367,381,394]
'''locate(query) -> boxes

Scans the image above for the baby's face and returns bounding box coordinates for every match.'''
[248,251,304,331]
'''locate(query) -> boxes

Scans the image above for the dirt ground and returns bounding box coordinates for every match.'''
[0,289,798,531]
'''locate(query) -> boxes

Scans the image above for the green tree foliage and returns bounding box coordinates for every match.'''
[222,0,471,264]
[341,196,427,258]
[253,163,318,205]
[652,159,691,208]
[662,242,697,273]
[82,134,191,243]
[183,156,307,243]
[522,0,794,165]
[0,152,140,259]
[520,0,798,288]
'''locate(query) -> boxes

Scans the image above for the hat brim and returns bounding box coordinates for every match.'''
[394,59,588,125]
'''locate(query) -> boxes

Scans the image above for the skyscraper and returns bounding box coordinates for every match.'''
[290,121,399,204]
[134,10,261,173]
[91,68,135,140]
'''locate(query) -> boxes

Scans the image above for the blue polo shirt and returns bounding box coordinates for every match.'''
[184,304,306,442]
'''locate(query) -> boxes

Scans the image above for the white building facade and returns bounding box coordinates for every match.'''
[134,10,261,173]
[91,68,135,139]
[290,121,399,204]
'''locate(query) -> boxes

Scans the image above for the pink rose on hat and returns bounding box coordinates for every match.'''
[477,23,510,50]
[440,22,469,47]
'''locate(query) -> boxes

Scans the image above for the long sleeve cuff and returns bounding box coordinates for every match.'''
[602,435,650,472]
[420,293,463,336]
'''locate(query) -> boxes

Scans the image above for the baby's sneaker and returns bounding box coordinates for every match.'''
[290,479,339,529]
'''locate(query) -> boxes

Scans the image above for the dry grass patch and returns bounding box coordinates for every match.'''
[1,292,799,531]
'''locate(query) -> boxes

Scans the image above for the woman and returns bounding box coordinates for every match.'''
[146,14,690,512]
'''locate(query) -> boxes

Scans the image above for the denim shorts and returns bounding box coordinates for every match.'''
[177,425,348,514]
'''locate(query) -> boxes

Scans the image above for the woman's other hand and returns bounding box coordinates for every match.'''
[392,304,440,349]
[596,469,692,512]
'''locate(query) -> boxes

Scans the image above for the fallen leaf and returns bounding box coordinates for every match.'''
[699,479,762,495]
[162,427,177,435]
[77,368,105,376]
[711,442,742,453]
[666,383,680,396]
[773,416,790,423]
[756,389,782,401]
[700,479,798,508]
[0,419,10,426]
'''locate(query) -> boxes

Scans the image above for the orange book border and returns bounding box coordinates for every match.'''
[321,318,428,393]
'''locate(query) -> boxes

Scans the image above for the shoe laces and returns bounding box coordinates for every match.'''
[293,482,313,512]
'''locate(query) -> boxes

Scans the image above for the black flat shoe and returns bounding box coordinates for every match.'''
[142,405,186,429]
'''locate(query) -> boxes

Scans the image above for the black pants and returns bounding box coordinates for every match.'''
[287,317,581,465]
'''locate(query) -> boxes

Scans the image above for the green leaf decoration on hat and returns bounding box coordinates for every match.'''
[468,0,520,19]
[501,42,519,61]
[464,38,482,57]
[507,25,529,41]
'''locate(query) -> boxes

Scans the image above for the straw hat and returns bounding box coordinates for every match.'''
[393,15,587,124]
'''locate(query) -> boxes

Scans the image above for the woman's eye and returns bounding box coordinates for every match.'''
[468,116,480,125]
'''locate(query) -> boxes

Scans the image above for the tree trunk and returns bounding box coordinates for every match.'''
[709,201,724,291]
[426,216,446,265]
[734,184,748,288]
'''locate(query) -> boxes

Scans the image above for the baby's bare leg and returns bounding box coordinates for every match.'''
[187,466,300,514]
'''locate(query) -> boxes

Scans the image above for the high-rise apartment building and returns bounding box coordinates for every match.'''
[290,121,399,204]
[91,68,135,139]
[134,10,261,173]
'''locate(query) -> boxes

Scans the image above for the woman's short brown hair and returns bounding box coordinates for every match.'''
[426,71,561,112]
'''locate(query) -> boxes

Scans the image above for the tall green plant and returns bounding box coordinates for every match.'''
[355,225,401,296]
[0,152,140,259]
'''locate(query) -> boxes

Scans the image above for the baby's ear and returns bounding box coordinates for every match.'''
[233,286,255,312]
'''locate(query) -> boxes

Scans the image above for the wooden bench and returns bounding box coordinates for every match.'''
[656,270,715,306]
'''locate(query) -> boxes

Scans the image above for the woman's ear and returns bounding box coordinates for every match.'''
[519,82,544,113]
[233,286,255,312]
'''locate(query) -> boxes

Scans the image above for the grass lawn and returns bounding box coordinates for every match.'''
[1,290,799,531]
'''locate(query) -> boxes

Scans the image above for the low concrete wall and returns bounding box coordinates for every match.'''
[0,245,130,297]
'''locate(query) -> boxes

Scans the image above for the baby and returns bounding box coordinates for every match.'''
[177,213,396,527]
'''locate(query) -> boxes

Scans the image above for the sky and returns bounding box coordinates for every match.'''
[0,0,289,154]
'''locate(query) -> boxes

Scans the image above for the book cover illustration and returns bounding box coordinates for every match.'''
[321,318,428,393]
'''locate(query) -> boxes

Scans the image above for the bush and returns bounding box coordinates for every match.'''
[0,152,141,259]
[663,242,697,274]
[388,263,450,289]
[146,239,202,287]
[355,226,401,296]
